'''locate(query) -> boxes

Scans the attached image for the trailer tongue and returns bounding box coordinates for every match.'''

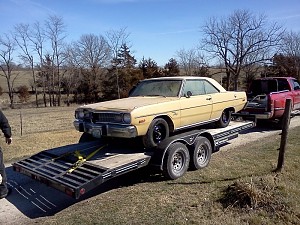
[13,119,255,199]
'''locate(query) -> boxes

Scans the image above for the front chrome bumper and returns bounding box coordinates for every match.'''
[74,120,137,138]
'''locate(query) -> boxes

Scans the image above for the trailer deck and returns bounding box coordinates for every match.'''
[13,141,152,199]
[13,119,255,199]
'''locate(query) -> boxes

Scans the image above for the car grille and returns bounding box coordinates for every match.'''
[92,113,118,123]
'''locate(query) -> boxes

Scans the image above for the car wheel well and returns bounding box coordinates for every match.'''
[225,107,235,113]
[154,115,174,132]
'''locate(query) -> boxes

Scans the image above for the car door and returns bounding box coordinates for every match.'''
[291,79,300,109]
[179,79,213,128]
[203,80,230,120]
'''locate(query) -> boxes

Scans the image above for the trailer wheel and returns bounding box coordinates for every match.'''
[216,110,231,128]
[143,118,169,148]
[162,142,190,180]
[189,137,212,170]
[79,133,96,143]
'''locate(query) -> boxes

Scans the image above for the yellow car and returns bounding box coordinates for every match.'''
[74,77,247,148]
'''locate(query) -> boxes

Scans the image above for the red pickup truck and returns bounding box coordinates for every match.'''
[241,77,300,122]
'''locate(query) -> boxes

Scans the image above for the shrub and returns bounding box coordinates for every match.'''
[17,85,31,103]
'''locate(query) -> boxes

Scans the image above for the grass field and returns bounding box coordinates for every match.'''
[1,107,300,224]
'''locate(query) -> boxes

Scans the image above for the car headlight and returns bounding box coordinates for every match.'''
[123,113,131,124]
[75,109,91,119]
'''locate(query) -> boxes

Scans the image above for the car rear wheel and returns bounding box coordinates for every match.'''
[143,118,169,148]
[216,110,231,128]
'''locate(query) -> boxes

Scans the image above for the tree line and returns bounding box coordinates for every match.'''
[0,10,299,108]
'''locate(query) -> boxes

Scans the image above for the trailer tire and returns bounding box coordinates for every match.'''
[162,142,190,180]
[189,137,212,170]
[79,133,96,143]
[216,109,231,128]
[143,118,169,148]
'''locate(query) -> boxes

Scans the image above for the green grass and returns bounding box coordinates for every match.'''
[25,126,300,225]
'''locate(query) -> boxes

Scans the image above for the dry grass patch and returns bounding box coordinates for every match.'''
[219,176,286,213]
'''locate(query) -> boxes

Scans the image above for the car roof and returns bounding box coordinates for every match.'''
[143,76,213,81]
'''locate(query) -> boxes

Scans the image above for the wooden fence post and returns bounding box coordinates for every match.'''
[275,99,292,172]
[20,110,23,136]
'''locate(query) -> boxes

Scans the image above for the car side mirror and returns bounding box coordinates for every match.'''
[185,91,192,98]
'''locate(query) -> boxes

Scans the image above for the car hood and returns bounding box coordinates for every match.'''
[79,97,178,112]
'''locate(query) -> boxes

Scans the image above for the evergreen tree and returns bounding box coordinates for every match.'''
[139,57,161,79]
[102,44,142,100]
[164,58,180,76]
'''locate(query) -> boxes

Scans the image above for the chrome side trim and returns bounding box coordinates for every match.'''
[175,118,219,131]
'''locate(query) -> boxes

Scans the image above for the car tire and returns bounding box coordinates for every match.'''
[162,142,190,180]
[143,118,169,148]
[189,137,212,170]
[216,110,231,128]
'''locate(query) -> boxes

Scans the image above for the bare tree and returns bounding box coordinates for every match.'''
[74,34,111,102]
[176,47,207,76]
[281,31,300,79]
[45,15,67,106]
[201,9,284,90]
[0,33,17,108]
[14,23,39,107]
[106,27,130,98]
[62,44,81,105]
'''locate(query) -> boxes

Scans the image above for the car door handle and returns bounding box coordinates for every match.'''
[206,97,212,100]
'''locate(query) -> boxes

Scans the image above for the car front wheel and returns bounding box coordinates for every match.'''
[143,118,169,148]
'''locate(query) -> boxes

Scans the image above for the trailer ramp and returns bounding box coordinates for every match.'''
[13,141,151,199]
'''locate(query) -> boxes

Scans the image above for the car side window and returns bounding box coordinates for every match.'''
[183,80,205,96]
[204,81,219,94]
[277,79,291,91]
[292,80,300,91]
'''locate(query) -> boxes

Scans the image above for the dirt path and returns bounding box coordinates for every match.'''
[0,116,300,225]
[222,115,300,151]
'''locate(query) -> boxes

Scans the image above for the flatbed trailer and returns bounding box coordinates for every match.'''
[13,118,255,199]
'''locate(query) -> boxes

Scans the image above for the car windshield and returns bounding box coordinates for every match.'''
[130,80,182,97]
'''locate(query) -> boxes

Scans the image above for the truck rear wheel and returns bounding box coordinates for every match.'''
[162,142,190,180]
[189,137,212,170]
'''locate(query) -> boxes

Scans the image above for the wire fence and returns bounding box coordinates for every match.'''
[2,106,78,137]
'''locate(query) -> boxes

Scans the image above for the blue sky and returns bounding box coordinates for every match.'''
[0,0,299,66]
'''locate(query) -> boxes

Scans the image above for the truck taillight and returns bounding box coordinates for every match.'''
[269,98,274,112]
